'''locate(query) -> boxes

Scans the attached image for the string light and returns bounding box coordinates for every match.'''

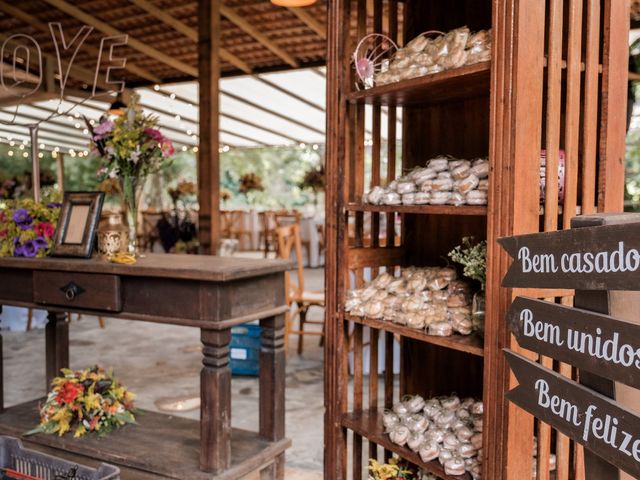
[19,144,24,150]
[153,84,160,91]
[52,151,57,158]
[22,152,28,158]
[181,146,187,152]
[74,123,80,128]
[7,151,13,156]
[83,129,89,134]
[39,143,45,149]
[312,144,319,151]
[9,141,14,146]
[222,145,230,153]
[169,93,176,100]
[38,152,43,158]
[193,146,199,153]
[299,142,306,148]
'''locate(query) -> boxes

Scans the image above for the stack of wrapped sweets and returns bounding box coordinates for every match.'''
[384,395,484,479]
[365,157,489,207]
[344,267,475,336]
[375,26,491,86]
[531,437,557,478]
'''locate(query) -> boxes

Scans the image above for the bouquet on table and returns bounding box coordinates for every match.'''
[87,96,174,255]
[28,366,136,438]
[0,199,61,257]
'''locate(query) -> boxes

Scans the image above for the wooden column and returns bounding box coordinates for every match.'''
[197,0,221,254]
[259,314,286,479]
[45,311,69,389]
[200,328,231,473]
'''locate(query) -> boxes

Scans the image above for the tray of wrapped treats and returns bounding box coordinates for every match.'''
[344,267,484,355]
[364,157,488,209]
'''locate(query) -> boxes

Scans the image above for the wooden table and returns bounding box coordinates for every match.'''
[0,254,291,479]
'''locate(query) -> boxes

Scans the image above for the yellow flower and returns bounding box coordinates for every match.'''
[73,424,86,438]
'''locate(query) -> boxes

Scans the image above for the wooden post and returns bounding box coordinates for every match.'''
[572,214,640,480]
[197,0,221,254]
[200,328,231,473]
[56,155,64,193]
[45,311,69,390]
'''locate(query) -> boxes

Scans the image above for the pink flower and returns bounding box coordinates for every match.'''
[93,120,114,139]
[144,128,164,143]
[161,140,175,157]
[35,222,55,238]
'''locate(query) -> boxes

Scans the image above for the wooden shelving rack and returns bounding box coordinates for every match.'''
[324,1,629,479]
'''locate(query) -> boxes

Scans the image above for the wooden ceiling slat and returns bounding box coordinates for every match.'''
[288,7,326,40]
[42,0,198,77]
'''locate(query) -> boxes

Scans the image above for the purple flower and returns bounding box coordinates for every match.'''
[33,236,48,249]
[47,202,62,209]
[93,120,114,140]
[21,240,38,257]
[13,237,23,257]
[13,208,32,228]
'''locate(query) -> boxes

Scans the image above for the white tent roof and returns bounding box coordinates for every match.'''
[0,67,401,154]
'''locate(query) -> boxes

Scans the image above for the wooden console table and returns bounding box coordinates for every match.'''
[0,254,291,479]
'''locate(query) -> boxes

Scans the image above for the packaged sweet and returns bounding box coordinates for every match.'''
[405,313,426,329]
[406,413,430,433]
[366,185,386,204]
[470,432,483,450]
[471,401,484,416]
[389,424,410,446]
[363,300,384,318]
[419,441,440,462]
[430,191,451,205]
[429,321,453,337]
[402,193,417,205]
[396,180,417,194]
[478,179,489,191]
[382,192,402,205]
[467,190,488,205]
[471,161,489,179]
[448,192,466,206]
[457,174,480,194]
[441,396,461,411]
[373,271,394,289]
[405,394,426,413]
[408,431,427,451]
[456,425,474,442]
[444,457,466,476]
[382,409,400,430]
[452,164,471,180]
[393,401,410,416]
[427,157,450,172]
[414,192,431,204]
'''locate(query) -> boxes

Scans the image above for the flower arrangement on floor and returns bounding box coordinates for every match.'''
[87,95,174,255]
[299,164,325,206]
[0,199,61,257]
[158,179,198,253]
[28,366,136,438]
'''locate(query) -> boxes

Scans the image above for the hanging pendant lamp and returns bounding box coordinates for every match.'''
[271,0,317,7]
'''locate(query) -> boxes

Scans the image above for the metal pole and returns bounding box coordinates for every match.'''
[29,124,40,203]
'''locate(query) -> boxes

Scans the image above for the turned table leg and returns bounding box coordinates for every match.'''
[259,314,286,480]
[45,311,69,389]
[200,328,231,473]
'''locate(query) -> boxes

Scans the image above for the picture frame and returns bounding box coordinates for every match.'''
[51,192,105,258]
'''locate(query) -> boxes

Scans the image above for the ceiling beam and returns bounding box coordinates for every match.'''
[0,128,87,151]
[42,0,198,77]
[219,4,298,68]
[0,115,88,143]
[128,0,251,74]
[0,0,161,84]
[288,7,326,40]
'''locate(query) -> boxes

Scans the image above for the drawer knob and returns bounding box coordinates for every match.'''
[60,282,84,301]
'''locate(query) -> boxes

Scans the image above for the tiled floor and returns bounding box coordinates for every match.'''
[0,264,326,479]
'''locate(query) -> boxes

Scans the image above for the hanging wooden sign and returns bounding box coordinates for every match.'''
[507,296,640,390]
[505,350,640,479]
[498,222,640,290]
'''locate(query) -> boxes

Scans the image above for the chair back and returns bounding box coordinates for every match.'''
[275,210,301,228]
[275,224,305,304]
[220,210,245,238]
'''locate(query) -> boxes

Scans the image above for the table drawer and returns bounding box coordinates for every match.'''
[33,271,122,312]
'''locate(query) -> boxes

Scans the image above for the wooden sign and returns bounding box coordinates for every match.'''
[506,350,640,479]
[498,222,640,290]
[507,296,640,390]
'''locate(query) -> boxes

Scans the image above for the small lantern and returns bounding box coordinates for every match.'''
[96,212,129,259]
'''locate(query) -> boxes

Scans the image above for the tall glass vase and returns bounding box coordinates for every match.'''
[120,176,144,256]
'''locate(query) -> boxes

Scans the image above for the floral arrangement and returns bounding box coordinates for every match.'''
[220,188,232,202]
[0,199,61,257]
[299,164,325,193]
[168,179,197,204]
[448,237,487,290]
[238,172,264,194]
[28,366,136,438]
[368,458,420,480]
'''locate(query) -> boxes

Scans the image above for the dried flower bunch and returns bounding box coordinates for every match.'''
[368,457,420,480]
[448,237,487,290]
[0,199,61,257]
[239,172,264,194]
[28,366,136,438]
[220,189,233,202]
[168,179,197,202]
[299,165,325,193]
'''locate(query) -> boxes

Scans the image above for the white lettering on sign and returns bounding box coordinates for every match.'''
[521,308,564,346]
[520,309,640,370]
[517,242,640,275]
[535,379,581,426]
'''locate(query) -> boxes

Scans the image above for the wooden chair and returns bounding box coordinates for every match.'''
[259,210,278,258]
[275,224,325,354]
[140,210,164,252]
[221,210,252,248]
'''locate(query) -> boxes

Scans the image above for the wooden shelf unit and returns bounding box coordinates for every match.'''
[346,62,491,107]
[324,1,628,479]
[341,409,471,480]
[346,314,484,357]
[345,203,488,216]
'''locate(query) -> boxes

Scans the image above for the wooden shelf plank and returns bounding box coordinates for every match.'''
[345,314,484,357]
[346,203,488,216]
[346,62,491,106]
[341,409,472,480]
[0,399,290,480]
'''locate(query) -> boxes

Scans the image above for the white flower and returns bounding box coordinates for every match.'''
[108,169,118,179]
[130,146,141,164]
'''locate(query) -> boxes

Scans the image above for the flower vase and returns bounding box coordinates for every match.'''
[472,291,485,337]
[120,176,144,257]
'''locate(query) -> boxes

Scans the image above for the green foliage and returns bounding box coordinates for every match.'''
[448,237,487,290]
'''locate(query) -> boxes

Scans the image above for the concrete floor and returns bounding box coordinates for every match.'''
[0,267,326,480]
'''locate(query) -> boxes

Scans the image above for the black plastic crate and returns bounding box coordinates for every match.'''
[0,437,119,480]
